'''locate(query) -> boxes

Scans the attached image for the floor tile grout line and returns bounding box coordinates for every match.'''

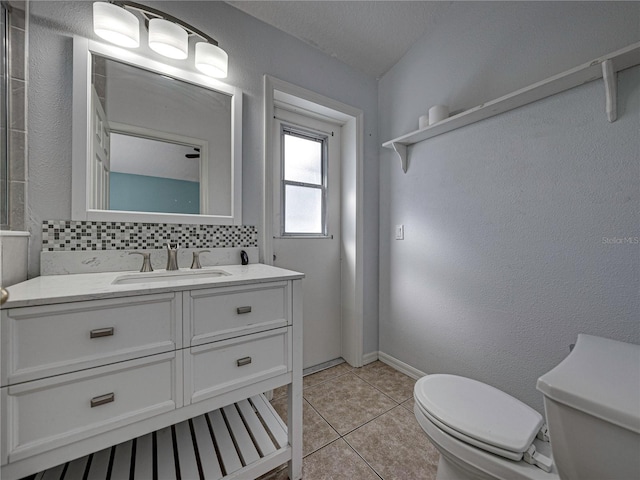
[342,434,386,480]
[341,402,426,480]
[317,438,385,480]
[343,438,386,480]
[269,362,419,479]
[302,375,404,439]
[306,370,409,407]
[352,368,416,402]
[303,360,413,395]
[302,436,340,459]
[272,368,355,401]
[303,397,397,437]
[274,362,356,395]
[302,397,341,438]
[351,372,411,406]
[335,403,405,437]
[302,369,355,390]
[302,372,412,438]
[305,388,402,438]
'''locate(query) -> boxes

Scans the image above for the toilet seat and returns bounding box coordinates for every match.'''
[416,401,525,461]
[414,375,544,461]
[414,402,558,480]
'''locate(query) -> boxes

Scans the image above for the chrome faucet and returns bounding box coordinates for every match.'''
[166,243,179,271]
[129,251,153,272]
[191,250,210,269]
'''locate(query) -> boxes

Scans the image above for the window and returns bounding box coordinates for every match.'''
[281,126,328,236]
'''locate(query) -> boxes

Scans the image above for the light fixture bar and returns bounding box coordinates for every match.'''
[111,0,219,46]
[94,1,228,78]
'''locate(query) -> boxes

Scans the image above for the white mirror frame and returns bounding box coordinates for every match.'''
[72,36,242,225]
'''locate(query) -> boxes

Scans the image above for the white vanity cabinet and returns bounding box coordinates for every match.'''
[0,265,303,480]
[1,292,182,386]
[184,282,292,405]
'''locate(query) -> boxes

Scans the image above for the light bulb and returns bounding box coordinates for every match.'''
[93,2,140,48]
[195,42,228,78]
[148,18,188,60]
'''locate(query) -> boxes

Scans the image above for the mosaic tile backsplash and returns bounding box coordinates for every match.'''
[42,221,258,251]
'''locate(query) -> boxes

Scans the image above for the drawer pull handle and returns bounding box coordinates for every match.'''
[236,357,252,367]
[236,306,252,315]
[90,327,114,339]
[91,393,115,408]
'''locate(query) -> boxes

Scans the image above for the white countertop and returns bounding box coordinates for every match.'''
[3,264,304,308]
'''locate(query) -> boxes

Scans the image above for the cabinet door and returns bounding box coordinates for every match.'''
[1,292,181,386]
[185,282,290,346]
[186,327,291,405]
[2,352,181,463]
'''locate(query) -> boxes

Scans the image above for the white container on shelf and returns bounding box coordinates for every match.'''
[428,105,449,125]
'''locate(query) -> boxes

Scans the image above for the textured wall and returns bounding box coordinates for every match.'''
[378,2,640,413]
[109,173,200,215]
[27,1,380,353]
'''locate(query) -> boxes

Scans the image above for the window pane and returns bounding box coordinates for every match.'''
[285,185,322,234]
[284,133,322,185]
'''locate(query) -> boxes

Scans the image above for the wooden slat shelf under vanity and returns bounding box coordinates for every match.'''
[383,42,640,173]
[32,395,288,480]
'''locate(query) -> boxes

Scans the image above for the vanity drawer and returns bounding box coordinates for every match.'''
[186,282,290,346]
[1,293,181,386]
[2,352,180,463]
[186,327,291,404]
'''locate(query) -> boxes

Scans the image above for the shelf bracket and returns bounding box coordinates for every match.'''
[602,59,617,123]
[391,142,408,173]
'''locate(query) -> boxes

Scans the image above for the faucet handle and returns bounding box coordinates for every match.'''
[129,251,153,272]
[191,250,211,270]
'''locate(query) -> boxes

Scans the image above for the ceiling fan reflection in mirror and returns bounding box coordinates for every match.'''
[186,147,200,159]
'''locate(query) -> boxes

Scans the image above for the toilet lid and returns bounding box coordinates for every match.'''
[414,374,544,454]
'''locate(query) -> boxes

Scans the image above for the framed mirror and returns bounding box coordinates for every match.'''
[72,36,242,225]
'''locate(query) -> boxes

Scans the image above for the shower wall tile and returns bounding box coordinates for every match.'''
[9,130,25,181]
[8,2,24,29]
[4,1,27,231]
[9,25,25,80]
[9,180,25,231]
[9,78,24,131]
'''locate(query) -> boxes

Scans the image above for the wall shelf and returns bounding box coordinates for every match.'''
[383,42,640,173]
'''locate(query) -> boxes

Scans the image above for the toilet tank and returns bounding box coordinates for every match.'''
[537,334,640,480]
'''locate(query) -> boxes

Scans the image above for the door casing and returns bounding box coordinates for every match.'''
[263,76,364,367]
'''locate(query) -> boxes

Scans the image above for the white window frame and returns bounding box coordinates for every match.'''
[280,125,329,237]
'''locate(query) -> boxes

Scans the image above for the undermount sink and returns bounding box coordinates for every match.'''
[112,268,230,285]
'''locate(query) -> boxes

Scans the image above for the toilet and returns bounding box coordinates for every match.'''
[414,334,640,480]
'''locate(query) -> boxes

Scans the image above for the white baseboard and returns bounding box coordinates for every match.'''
[303,358,346,376]
[361,351,379,365]
[378,352,427,380]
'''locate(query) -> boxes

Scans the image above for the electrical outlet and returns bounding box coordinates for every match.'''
[395,224,404,240]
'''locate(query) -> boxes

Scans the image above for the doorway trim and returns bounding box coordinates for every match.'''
[263,75,364,367]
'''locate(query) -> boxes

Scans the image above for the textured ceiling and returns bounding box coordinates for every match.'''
[226,1,450,78]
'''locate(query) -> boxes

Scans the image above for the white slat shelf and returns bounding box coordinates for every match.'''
[32,394,289,480]
[383,42,640,173]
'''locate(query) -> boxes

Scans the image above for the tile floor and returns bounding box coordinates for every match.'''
[260,361,440,480]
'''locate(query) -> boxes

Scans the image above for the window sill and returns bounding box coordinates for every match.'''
[274,235,334,240]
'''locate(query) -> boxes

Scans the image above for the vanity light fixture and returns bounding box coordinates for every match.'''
[93,2,139,48]
[195,42,228,78]
[92,1,228,78]
[148,18,188,59]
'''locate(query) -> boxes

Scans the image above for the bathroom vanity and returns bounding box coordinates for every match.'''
[0,264,303,480]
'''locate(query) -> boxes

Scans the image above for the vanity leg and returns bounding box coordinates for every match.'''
[288,279,303,480]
